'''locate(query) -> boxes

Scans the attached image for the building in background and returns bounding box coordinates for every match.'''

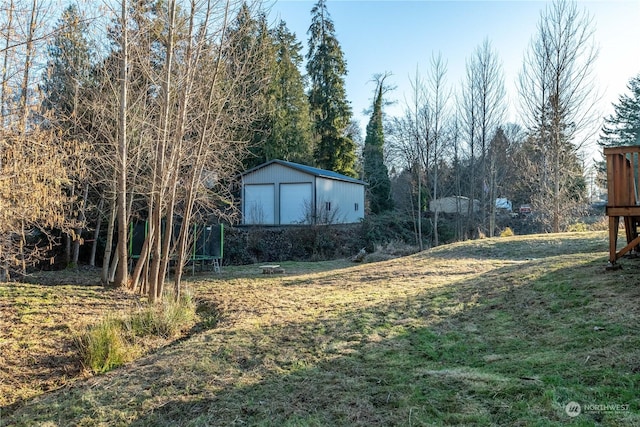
[429,196,480,215]
[240,160,366,225]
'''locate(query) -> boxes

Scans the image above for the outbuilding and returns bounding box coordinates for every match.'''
[240,160,366,225]
[429,196,480,215]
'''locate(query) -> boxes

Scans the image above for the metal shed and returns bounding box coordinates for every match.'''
[241,160,366,225]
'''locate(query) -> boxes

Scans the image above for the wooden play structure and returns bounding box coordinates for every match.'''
[605,145,640,267]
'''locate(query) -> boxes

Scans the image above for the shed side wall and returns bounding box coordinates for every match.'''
[316,177,364,224]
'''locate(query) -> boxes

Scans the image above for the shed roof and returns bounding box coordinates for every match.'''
[242,160,367,185]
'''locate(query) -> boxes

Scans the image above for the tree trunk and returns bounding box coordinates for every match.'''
[489,145,497,237]
[149,0,177,302]
[18,0,37,133]
[0,237,8,281]
[148,211,162,303]
[554,146,561,233]
[130,229,152,294]
[114,0,129,288]
[109,244,119,283]
[432,162,439,247]
[89,197,104,267]
[64,233,72,266]
[71,183,89,266]
[101,195,117,284]
[0,0,13,125]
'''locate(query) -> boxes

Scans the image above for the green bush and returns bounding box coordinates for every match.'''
[224,224,364,264]
[75,318,131,374]
[361,211,417,252]
[75,291,196,374]
[129,291,196,338]
[154,291,196,338]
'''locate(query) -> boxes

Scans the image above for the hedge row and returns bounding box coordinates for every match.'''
[223,224,366,265]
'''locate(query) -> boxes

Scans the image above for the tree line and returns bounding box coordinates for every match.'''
[0,0,638,300]
[369,0,637,246]
[0,0,359,299]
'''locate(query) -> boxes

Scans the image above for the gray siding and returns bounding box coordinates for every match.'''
[242,162,365,225]
[316,177,364,224]
[242,164,315,225]
[242,164,311,185]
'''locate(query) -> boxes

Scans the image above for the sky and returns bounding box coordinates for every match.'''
[264,0,640,160]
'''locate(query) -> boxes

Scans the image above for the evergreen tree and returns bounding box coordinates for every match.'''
[41,4,94,267]
[306,0,356,176]
[263,21,312,165]
[41,4,93,126]
[226,4,274,169]
[363,78,392,214]
[600,73,640,147]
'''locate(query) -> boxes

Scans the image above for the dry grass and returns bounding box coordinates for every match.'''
[0,270,194,412]
[2,231,640,426]
[0,280,144,408]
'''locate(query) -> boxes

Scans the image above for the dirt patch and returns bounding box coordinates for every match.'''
[20,266,103,286]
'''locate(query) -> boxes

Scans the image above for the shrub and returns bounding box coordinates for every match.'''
[500,227,515,237]
[75,291,196,374]
[224,224,364,264]
[587,217,608,231]
[154,291,196,338]
[129,291,196,339]
[566,222,588,233]
[364,240,420,263]
[75,318,132,374]
[361,211,416,252]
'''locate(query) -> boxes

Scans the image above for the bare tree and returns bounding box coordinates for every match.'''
[385,55,451,248]
[487,127,510,235]
[1,0,15,124]
[113,0,129,288]
[0,0,74,279]
[447,114,465,240]
[386,110,422,247]
[425,52,450,246]
[405,67,427,249]
[518,0,598,232]
[460,38,506,236]
[91,0,269,301]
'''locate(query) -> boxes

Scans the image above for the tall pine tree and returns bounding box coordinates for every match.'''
[306,0,356,176]
[363,77,392,214]
[226,4,274,170]
[600,73,640,147]
[41,4,93,127]
[264,21,313,165]
[230,9,313,169]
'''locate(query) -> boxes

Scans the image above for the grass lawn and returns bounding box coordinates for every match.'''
[1,231,639,426]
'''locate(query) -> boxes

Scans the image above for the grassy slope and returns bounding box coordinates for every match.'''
[2,232,640,426]
[0,280,145,408]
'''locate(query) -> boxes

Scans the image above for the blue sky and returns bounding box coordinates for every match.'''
[265,0,640,154]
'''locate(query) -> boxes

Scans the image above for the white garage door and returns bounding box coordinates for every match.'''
[244,184,275,224]
[280,183,312,224]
